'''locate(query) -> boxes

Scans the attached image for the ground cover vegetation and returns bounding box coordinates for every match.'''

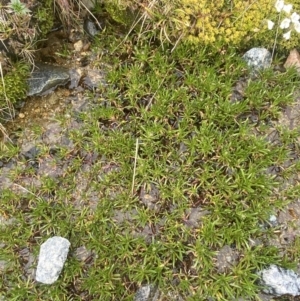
[2,0,300,300]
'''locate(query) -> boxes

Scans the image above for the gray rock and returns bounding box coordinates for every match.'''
[242,48,272,72]
[83,19,101,37]
[35,236,70,284]
[134,285,159,301]
[215,245,239,273]
[82,68,107,90]
[258,264,300,296]
[27,64,70,96]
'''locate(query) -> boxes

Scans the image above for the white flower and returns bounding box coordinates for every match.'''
[267,19,275,29]
[291,12,300,23]
[280,17,291,29]
[269,1,300,42]
[275,0,285,12]
[283,30,292,39]
[283,3,293,13]
[294,21,300,32]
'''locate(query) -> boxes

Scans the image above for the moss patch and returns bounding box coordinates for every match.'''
[0,61,30,109]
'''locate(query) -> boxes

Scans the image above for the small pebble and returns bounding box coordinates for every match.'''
[269,214,277,223]
[19,113,25,118]
[74,40,83,52]
[48,94,59,105]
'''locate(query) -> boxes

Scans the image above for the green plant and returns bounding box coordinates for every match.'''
[0,0,36,59]
[104,0,136,27]
[107,0,300,51]
[7,0,31,15]
[2,13,300,301]
[34,0,56,38]
[0,61,29,112]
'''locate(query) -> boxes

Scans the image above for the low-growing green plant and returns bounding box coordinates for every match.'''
[0,60,29,114]
[2,25,300,300]
[7,0,31,15]
[104,0,300,52]
[2,0,300,299]
[104,0,136,27]
[71,38,300,299]
[34,0,56,38]
[0,0,37,61]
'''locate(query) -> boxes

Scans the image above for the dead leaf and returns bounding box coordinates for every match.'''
[284,49,300,73]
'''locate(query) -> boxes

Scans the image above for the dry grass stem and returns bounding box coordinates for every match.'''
[131,138,139,195]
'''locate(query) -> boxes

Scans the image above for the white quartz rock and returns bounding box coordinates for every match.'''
[35,236,70,284]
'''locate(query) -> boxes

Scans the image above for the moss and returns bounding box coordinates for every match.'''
[0,61,30,108]
[34,0,56,38]
[104,1,136,27]
[172,0,273,47]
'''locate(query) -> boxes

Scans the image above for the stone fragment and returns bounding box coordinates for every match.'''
[215,245,239,273]
[82,69,106,90]
[27,63,70,96]
[35,236,70,284]
[258,264,300,296]
[74,40,83,52]
[242,48,272,71]
[68,68,83,89]
[83,19,101,37]
[134,285,159,301]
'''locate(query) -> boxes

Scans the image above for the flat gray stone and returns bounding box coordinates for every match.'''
[242,48,272,71]
[134,285,159,301]
[258,264,300,296]
[84,19,101,37]
[27,64,70,96]
[35,236,70,284]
